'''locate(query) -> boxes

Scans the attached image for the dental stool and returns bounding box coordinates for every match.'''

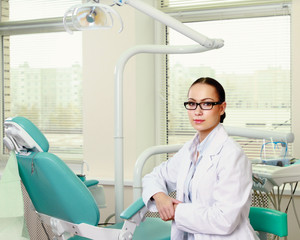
[4,116,171,240]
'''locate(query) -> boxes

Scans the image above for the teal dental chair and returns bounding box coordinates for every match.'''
[3,116,171,240]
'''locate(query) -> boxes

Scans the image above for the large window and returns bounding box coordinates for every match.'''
[1,0,83,163]
[161,1,291,159]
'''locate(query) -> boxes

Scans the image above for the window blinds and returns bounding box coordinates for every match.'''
[1,0,83,163]
[159,0,291,21]
[161,2,291,160]
[4,0,81,21]
[159,0,291,11]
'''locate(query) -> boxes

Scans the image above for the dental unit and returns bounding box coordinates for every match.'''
[63,0,224,222]
[3,116,289,239]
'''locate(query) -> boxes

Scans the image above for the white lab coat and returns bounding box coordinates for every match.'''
[142,124,258,240]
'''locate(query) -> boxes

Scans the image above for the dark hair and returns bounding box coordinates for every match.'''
[189,77,226,123]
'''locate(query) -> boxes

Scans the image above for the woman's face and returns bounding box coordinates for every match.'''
[187,83,226,141]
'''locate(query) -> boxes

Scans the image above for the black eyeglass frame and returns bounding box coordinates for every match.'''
[183,101,222,110]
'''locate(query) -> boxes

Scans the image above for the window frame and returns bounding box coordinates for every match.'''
[0,4,81,161]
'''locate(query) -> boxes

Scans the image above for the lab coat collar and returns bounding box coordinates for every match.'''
[190,124,229,201]
[205,124,228,157]
[177,124,229,202]
[189,123,228,159]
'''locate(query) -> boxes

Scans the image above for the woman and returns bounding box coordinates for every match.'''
[142,77,258,239]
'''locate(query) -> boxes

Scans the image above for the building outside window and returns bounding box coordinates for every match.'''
[159,0,291,160]
[0,0,83,163]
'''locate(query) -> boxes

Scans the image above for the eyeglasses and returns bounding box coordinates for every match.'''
[184,101,222,110]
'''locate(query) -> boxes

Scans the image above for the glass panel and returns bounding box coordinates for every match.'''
[160,0,290,9]
[5,0,82,21]
[167,16,291,159]
[4,32,83,162]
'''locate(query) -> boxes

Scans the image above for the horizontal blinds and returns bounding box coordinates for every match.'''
[1,0,83,163]
[164,13,291,160]
[4,0,82,21]
[3,32,83,162]
[159,0,291,11]
[159,0,291,21]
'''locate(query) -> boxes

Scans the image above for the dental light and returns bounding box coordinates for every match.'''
[64,0,224,222]
[63,2,124,34]
[63,0,224,49]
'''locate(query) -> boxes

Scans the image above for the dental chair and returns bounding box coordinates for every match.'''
[4,116,288,240]
[4,116,171,240]
[249,206,288,239]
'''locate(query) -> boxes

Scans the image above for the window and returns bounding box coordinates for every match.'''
[160,1,291,159]
[1,0,83,163]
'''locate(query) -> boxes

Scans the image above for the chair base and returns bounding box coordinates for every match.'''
[70,217,171,240]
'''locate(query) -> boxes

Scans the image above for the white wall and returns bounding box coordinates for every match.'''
[82,1,155,183]
[82,0,158,221]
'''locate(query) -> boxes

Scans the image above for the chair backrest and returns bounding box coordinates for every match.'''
[18,152,100,225]
[249,206,288,237]
[4,116,100,226]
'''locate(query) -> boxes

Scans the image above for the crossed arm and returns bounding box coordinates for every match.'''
[152,192,182,221]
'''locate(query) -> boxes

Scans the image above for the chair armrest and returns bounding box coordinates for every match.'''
[120,198,145,220]
[83,180,99,188]
[76,174,99,188]
[249,207,288,237]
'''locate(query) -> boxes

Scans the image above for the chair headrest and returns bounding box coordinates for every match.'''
[4,116,49,153]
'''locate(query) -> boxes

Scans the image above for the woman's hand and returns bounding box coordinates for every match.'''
[152,192,181,221]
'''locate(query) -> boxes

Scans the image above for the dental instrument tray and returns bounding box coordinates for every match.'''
[252,161,300,189]
[260,157,293,166]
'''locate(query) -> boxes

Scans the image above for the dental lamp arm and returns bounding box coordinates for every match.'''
[114,43,214,136]
[224,126,294,143]
[64,0,224,48]
[118,0,224,49]
[114,44,216,222]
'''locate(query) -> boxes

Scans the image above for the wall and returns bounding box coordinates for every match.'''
[83,1,155,181]
[82,0,156,217]
[282,195,300,240]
